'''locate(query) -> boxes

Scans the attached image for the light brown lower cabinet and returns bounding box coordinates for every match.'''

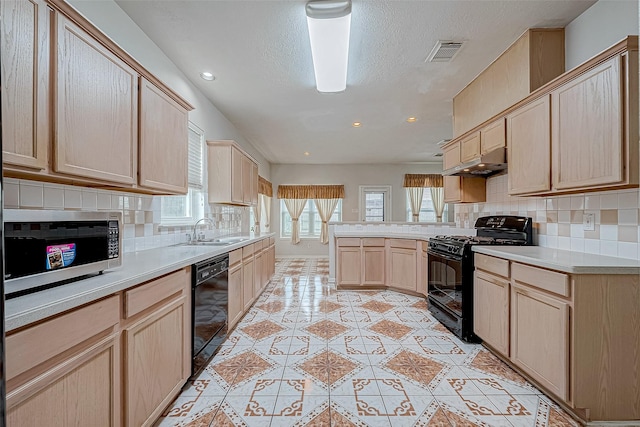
[254,249,263,296]
[473,254,640,423]
[8,333,120,427]
[243,258,255,311]
[510,282,569,400]
[228,262,243,330]
[362,239,385,286]
[473,270,509,357]
[337,240,362,286]
[418,244,428,296]
[388,240,417,292]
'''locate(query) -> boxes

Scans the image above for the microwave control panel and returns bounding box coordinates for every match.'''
[108,221,120,259]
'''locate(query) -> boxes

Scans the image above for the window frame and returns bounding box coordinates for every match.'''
[280,199,342,239]
[160,122,205,226]
[359,185,391,222]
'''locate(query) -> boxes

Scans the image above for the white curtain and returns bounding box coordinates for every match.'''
[407,187,424,222]
[430,187,445,222]
[314,198,339,244]
[252,195,262,234]
[283,199,306,244]
[262,195,272,230]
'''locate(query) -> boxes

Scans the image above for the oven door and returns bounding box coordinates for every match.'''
[427,249,463,318]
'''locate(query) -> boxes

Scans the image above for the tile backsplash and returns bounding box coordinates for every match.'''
[4,178,249,253]
[454,174,640,260]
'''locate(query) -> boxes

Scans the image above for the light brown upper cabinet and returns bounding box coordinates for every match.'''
[552,54,636,191]
[207,140,259,206]
[459,131,480,163]
[507,95,551,195]
[54,14,138,185]
[507,38,638,196]
[442,141,460,171]
[443,176,486,204]
[2,0,194,194]
[480,118,505,154]
[453,28,564,137]
[138,78,189,194]
[1,0,50,171]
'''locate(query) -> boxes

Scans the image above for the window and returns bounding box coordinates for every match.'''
[359,186,391,222]
[405,189,448,222]
[160,122,205,224]
[280,199,342,238]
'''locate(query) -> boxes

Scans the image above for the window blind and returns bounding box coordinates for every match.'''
[188,124,203,189]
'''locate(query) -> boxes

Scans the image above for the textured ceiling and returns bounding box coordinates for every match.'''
[115,0,595,165]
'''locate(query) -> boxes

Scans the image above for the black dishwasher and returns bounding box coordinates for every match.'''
[192,254,229,377]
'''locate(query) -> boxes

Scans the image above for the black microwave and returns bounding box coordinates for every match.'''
[4,210,122,297]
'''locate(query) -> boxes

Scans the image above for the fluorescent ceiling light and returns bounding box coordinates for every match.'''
[306,0,351,93]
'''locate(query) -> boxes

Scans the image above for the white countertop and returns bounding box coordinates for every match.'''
[5,233,274,331]
[472,246,640,274]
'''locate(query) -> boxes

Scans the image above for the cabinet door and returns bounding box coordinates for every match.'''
[254,251,263,296]
[418,251,428,296]
[337,247,361,286]
[243,258,255,311]
[139,78,188,194]
[124,296,190,427]
[460,131,481,162]
[362,247,385,286]
[442,142,461,170]
[552,56,624,190]
[228,264,243,330]
[54,15,137,185]
[507,95,551,195]
[443,176,461,203]
[388,247,417,292]
[231,147,244,204]
[480,118,505,154]
[1,0,49,170]
[511,283,569,400]
[242,155,252,204]
[251,162,259,206]
[474,271,509,356]
[7,334,120,427]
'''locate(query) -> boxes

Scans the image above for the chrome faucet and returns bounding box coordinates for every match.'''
[192,217,215,242]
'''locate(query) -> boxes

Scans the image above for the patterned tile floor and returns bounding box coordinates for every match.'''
[156,258,581,427]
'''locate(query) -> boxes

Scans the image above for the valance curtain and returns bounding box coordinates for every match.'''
[258,176,273,197]
[403,174,444,222]
[283,199,307,244]
[431,188,445,222]
[277,185,345,199]
[314,199,339,244]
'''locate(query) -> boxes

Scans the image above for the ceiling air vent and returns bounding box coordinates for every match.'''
[433,153,443,157]
[426,41,464,63]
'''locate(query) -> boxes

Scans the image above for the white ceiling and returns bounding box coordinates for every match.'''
[115,0,595,165]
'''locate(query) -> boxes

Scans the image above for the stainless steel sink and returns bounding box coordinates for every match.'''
[177,240,233,247]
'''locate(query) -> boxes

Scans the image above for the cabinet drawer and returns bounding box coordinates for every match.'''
[337,238,361,247]
[229,248,242,267]
[6,295,120,380]
[475,254,509,278]
[388,239,417,250]
[125,268,189,318]
[243,243,255,259]
[362,238,385,247]
[511,263,570,297]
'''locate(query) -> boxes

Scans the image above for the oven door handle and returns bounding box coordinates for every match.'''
[426,249,462,262]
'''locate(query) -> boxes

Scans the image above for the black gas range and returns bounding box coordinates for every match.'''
[426,216,532,342]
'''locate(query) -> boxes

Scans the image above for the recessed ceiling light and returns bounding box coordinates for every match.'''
[478,163,485,167]
[406,117,417,123]
[200,72,215,81]
[304,151,310,156]
[463,169,470,172]
[352,122,362,128]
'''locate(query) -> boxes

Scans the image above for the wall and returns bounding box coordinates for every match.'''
[455,174,640,260]
[4,178,247,253]
[67,0,271,178]
[270,163,445,256]
[564,0,638,70]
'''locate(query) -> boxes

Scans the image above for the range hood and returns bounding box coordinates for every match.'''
[442,147,507,178]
